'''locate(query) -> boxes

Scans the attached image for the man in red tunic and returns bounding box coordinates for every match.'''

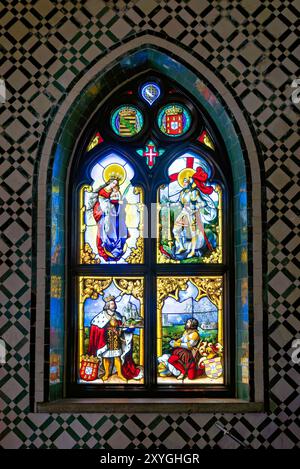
[88,296,143,382]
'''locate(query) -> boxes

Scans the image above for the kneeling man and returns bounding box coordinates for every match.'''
[168,318,203,380]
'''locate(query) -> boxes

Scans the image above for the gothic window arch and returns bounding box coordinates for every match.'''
[66,74,234,398]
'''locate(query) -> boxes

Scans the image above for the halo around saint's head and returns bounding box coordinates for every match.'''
[177,168,196,187]
[103,164,126,185]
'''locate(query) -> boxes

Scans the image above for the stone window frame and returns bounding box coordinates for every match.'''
[32,36,266,412]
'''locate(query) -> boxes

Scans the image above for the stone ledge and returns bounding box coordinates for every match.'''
[37,399,265,414]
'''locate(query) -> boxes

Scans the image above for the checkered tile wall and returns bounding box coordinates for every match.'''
[0,0,299,449]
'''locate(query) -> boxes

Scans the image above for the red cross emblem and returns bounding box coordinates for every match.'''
[144,144,159,167]
[137,141,165,168]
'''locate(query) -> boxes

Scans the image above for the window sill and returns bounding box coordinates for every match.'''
[37,399,265,414]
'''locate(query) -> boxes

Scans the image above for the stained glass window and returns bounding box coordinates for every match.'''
[158,153,222,264]
[70,76,232,396]
[80,154,144,264]
[157,277,223,384]
[157,104,191,137]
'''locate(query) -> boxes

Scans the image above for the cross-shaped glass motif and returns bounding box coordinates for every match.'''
[136,140,165,168]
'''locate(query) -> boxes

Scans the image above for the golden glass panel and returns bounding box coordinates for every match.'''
[157,276,224,385]
[80,155,144,265]
[78,276,144,384]
[157,153,222,264]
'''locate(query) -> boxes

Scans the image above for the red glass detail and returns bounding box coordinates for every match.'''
[80,357,99,382]
[166,114,183,135]
[96,132,104,144]
[198,130,208,144]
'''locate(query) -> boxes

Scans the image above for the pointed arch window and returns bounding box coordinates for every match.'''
[67,76,234,397]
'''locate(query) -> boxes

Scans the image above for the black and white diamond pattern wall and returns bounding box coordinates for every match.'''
[0,0,299,449]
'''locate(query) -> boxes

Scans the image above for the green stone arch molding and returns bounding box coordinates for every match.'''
[33,35,265,406]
